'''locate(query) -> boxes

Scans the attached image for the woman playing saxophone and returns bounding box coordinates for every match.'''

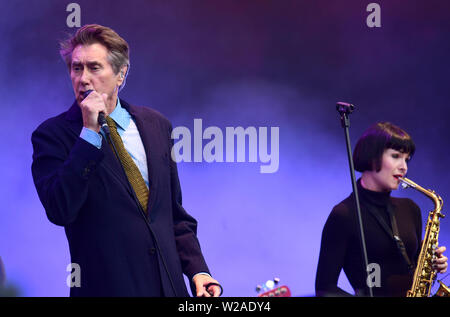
[315,122,448,296]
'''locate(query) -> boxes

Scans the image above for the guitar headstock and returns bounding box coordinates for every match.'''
[256,278,291,297]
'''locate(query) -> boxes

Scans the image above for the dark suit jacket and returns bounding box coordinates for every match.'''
[31,99,209,297]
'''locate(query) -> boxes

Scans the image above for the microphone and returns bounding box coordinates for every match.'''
[336,102,355,115]
[82,90,110,135]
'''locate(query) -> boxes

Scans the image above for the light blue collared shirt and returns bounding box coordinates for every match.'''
[79,99,149,188]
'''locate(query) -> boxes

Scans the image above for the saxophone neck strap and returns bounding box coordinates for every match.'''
[388,204,415,274]
[365,202,415,274]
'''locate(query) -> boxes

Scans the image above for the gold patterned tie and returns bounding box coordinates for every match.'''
[106,116,149,214]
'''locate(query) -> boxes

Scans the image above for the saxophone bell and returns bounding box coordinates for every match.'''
[434,280,450,297]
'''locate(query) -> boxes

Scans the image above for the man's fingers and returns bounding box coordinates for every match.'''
[196,288,211,297]
[195,281,207,297]
[101,93,110,114]
[208,285,221,297]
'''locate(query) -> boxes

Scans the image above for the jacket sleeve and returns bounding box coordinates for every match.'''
[31,121,104,226]
[315,204,354,297]
[166,123,210,280]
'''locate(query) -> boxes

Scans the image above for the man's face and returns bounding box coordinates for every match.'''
[70,43,124,107]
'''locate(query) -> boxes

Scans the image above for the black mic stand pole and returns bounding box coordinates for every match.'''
[336,102,373,297]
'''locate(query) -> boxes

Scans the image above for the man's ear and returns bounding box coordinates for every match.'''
[117,65,128,86]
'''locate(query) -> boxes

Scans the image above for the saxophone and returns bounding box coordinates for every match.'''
[398,176,450,297]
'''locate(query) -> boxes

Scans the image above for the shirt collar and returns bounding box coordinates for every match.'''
[108,98,131,130]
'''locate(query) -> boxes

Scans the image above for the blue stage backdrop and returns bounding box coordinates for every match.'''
[1,0,449,296]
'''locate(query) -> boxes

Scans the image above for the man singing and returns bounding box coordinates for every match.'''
[31,24,222,297]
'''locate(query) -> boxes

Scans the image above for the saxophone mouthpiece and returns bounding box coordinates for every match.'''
[398,176,408,189]
[400,181,410,189]
[398,176,416,189]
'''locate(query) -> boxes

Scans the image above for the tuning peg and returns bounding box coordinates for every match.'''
[274,277,280,285]
[256,285,262,293]
[265,279,275,290]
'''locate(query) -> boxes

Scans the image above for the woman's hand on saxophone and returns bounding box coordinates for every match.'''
[433,246,448,273]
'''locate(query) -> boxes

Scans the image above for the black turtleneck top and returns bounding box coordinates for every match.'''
[315,179,422,297]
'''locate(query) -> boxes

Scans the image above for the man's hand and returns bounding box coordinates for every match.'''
[192,274,222,297]
[434,246,448,273]
[79,91,108,133]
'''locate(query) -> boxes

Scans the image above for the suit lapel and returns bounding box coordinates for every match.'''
[99,136,136,198]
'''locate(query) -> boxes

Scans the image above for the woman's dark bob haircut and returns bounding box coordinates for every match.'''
[353,122,415,173]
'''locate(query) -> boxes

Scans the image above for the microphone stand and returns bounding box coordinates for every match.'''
[336,102,373,297]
